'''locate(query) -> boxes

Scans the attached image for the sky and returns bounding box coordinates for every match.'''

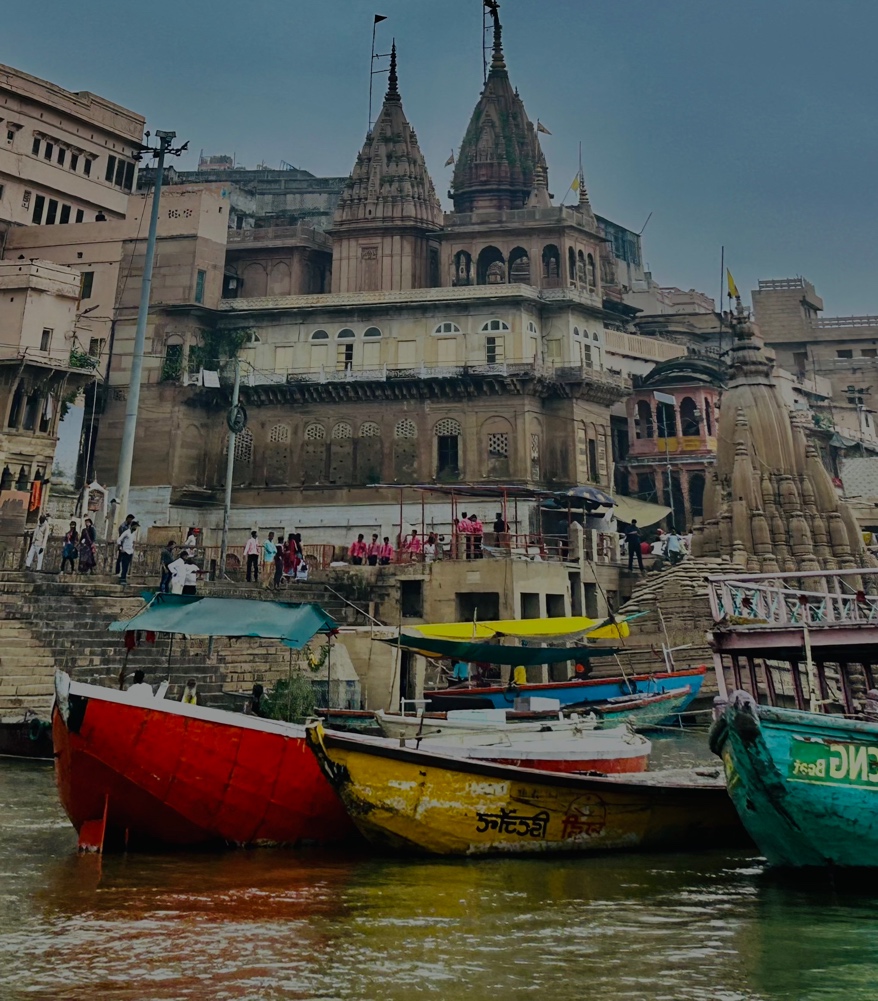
[4,0,878,314]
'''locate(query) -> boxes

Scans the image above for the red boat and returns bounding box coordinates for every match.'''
[54,672,357,851]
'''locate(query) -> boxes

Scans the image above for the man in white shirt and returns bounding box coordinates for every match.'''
[167,555,187,594]
[665,531,685,566]
[25,515,51,570]
[243,530,260,582]
[182,558,199,594]
[118,520,138,584]
[127,670,153,701]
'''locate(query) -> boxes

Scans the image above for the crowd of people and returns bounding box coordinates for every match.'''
[344,511,510,566]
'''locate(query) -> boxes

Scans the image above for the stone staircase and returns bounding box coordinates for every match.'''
[0,571,382,720]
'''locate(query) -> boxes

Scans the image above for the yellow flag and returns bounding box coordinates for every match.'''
[571,174,580,192]
[726,268,739,299]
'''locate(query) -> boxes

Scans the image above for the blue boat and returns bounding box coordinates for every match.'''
[710,690,878,868]
[427,665,706,722]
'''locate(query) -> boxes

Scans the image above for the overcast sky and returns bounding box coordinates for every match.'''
[5,0,877,314]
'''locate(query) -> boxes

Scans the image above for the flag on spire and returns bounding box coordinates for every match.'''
[444,150,455,167]
[571,174,580,192]
[727,269,740,299]
[374,14,387,23]
[536,120,552,135]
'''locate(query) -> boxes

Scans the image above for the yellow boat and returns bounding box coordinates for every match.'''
[305,723,746,857]
[410,615,631,642]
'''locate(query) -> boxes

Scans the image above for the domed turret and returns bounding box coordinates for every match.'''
[450,4,546,213]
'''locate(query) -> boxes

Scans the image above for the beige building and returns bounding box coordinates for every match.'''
[0,62,145,233]
[0,260,95,530]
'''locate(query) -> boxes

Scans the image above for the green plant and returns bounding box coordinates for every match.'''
[69,347,99,370]
[189,327,253,372]
[264,673,317,723]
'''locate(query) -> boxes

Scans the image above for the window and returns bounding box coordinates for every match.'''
[480,319,509,332]
[337,342,354,370]
[123,161,135,190]
[83,158,92,176]
[80,271,94,299]
[363,326,381,338]
[45,199,58,225]
[194,269,206,304]
[332,422,353,439]
[161,343,183,381]
[32,137,40,156]
[311,329,329,341]
[581,343,593,368]
[233,427,253,463]
[114,159,125,187]
[862,349,877,358]
[304,423,326,440]
[59,204,71,224]
[395,419,417,439]
[488,432,509,458]
[57,147,66,166]
[44,142,53,160]
[21,190,31,209]
[105,155,116,182]
[337,328,355,339]
[6,130,14,144]
[74,209,84,223]
[269,423,290,443]
[32,194,45,224]
[0,183,3,201]
[527,321,538,335]
[837,350,853,359]
[88,337,105,358]
[434,322,461,334]
[486,336,505,364]
[435,418,461,477]
[360,422,381,437]
[587,438,599,482]
[70,153,79,172]
[39,329,52,352]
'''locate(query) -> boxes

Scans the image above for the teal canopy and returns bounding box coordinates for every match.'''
[109,594,337,649]
[386,633,618,667]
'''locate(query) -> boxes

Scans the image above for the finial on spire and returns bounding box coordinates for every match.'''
[486,0,505,72]
[386,39,400,101]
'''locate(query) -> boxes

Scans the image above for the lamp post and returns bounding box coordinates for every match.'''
[113,130,188,529]
[654,391,676,530]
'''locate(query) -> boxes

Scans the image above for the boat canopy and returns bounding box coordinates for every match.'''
[406,615,634,642]
[109,594,337,648]
[387,634,619,666]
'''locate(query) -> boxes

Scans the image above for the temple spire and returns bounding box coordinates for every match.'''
[386,39,400,102]
[488,1,506,73]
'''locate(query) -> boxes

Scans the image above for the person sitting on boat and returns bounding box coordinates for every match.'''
[181,678,197,705]
[127,670,154,700]
[244,683,267,717]
[512,665,527,686]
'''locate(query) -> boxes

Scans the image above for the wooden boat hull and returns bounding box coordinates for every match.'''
[306,723,745,856]
[711,690,878,868]
[53,672,357,850]
[0,718,53,760]
[426,667,705,722]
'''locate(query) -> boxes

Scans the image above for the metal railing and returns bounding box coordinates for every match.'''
[708,568,878,627]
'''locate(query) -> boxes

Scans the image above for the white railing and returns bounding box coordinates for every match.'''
[813,316,878,329]
[708,568,878,627]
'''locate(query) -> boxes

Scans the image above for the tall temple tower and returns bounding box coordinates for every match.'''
[693,299,865,572]
[329,43,443,294]
[450,5,546,214]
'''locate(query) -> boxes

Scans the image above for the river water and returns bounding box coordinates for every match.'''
[3,748,878,1001]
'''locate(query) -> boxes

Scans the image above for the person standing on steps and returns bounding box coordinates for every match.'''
[78,518,97,575]
[243,530,260,582]
[118,520,138,584]
[625,519,644,574]
[262,532,277,588]
[273,542,285,589]
[61,521,79,574]
[159,540,176,592]
[167,551,187,594]
[25,515,50,571]
[115,514,135,575]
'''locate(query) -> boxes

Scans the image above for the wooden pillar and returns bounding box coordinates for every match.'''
[746,655,760,699]
[790,659,805,710]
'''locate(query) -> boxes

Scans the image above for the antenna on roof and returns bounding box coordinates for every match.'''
[368,14,390,133]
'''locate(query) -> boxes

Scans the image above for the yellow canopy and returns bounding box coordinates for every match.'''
[410,615,630,642]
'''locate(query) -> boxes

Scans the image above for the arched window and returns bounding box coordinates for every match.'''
[394,419,418,480]
[433,321,461,334]
[480,319,510,332]
[269,424,290,443]
[689,472,706,520]
[364,326,381,338]
[573,326,580,339]
[542,244,561,286]
[586,253,596,290]
[508,247,531,284]
[477,246,506,286]
[680,397,700,437]
[395,419,417,439]
[577,250,586,285]
[310,329,329,341]
[337,328,355,340]
[636,400,654,439]
[330,423,354,483]
[234,427,253,463]
[332,422,353,439]
[527,321,538,335]
[266,425,289,484]
[360,422,381,437]
[592,331,600,342]
[657,400,677,438]
[434,418,461,478]
[568,247,576,285]
[304,423,326,440]
[454,250,473,286]
[705,402,714,436]
[302,423,327,483]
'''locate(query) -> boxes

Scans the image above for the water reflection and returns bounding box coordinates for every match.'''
[3,760,878,1000]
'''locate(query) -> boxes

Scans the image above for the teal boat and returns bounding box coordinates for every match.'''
[710,690,878,868]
